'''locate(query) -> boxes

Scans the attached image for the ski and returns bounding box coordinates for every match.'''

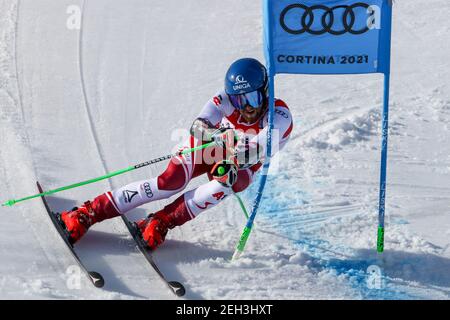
[36,181,104,288]
[119,214,186,297]
[37,181,184,296]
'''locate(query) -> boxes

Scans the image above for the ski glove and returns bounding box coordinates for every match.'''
[210,160,238,187]
[210,128,236,149]
[190,118,236,148]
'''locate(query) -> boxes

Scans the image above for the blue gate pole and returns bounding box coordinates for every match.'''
[232,73,275,260]
[231,0,276,260]
[377,72,391,253]
[377,0,394,254]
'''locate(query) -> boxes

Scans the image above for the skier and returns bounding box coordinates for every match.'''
[61,58,293,250]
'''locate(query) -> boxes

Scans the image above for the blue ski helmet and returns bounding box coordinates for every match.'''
[225,58,268,110]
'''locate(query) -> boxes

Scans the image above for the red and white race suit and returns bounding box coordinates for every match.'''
[99,90,293,227]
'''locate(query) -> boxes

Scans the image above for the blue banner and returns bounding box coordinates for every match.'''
[263,0,393,75]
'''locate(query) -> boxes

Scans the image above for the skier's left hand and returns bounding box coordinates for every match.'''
[210,160,238,187]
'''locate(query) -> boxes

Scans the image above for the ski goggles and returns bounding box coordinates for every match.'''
[228,88,267,110]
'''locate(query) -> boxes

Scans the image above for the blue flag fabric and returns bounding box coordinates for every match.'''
[236,0,394,259]
[263,0,393,75]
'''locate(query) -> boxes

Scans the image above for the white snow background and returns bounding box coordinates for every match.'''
[1,0,450,299]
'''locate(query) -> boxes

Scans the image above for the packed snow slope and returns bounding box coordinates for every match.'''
[1,0,450,299]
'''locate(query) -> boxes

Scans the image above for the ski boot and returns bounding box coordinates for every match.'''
[135,212,173,250]
[135,194,193,250]
[61,193,121,244]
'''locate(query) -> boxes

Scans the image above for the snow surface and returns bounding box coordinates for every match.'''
[1,0,450,299]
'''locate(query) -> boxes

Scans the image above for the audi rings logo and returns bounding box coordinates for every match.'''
[280,3,379,36]
[142,182,153,199]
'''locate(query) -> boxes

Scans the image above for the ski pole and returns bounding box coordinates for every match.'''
[2,141,216,207]
[231,177,266,261]
[233,193,249,220]
[231,156,272,261]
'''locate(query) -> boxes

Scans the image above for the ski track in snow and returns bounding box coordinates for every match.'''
[249,100,450,299]
[247,178,417,299]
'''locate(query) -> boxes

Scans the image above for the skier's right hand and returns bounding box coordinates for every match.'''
[190,118,236,149]
[210,128,235,149]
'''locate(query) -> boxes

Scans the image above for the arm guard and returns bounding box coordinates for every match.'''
[190,118,218,141]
